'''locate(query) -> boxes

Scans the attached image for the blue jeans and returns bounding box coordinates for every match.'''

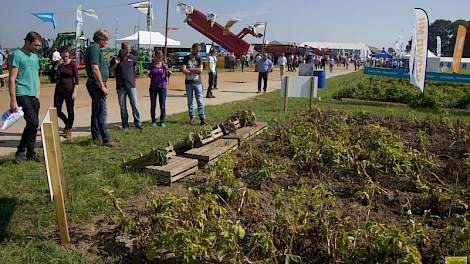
[185,83,205,120]
[117,88,142,128]
[86,80,110,142]
[149,88,166,124]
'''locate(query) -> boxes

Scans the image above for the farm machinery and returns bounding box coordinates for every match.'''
[178,3,263,56]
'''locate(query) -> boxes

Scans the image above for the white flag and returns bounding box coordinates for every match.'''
[82,9,99,21]
[176,3,193,14]
[129,1,153,31]
[223,18,240,36]
[436,36,442,57]
[410,8,429,92]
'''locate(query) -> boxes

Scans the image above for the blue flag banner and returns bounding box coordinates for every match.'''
[31,12,57,29]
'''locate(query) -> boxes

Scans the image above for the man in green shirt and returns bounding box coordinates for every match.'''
[85,29,119,147]
[9,32,42,164]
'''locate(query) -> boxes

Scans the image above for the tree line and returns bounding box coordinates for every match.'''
[407,19,470,57]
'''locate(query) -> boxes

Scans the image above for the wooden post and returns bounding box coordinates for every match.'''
[310,77,314,111]
[48,108,67,200]
[283,76,289,112]
[43,122,70,244]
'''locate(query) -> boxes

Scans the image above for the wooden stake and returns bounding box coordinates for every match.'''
[43,122,70,244]
[310,77,314,111]
[49,108,67,200]
[283,76,289,112]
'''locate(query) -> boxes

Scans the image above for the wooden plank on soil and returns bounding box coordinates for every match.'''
[223,122,268,143]
[184,138,238,163]
[145,157,198,177]
[170,166,198,183]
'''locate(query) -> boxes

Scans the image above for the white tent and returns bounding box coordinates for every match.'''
[116,31,181,48]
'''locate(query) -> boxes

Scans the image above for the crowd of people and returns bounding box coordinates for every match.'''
[7,30,214,164]
[6,29,364,164]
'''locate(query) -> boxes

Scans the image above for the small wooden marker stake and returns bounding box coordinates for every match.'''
[41,108,70,245]
[49,108,67,199]
[283,76,289,112]
[42,122,70,244]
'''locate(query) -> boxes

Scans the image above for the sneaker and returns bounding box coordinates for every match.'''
[151,122,158,128]
[200,119,207,126]
[15,151,26,164]
[160,123,166,128]
[94,139,103,146]
[103,140,122,148]
[257,90,261,94]
[27,153,41,163]
[135,125,144,130]
[211,95,216,98]
[189,117,194,126]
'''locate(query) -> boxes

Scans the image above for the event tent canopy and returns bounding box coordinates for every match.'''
[372,49,393,59]
[116,31,181,48]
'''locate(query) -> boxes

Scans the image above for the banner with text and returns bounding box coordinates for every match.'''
[410,8,429,92]
[452,25,467,73]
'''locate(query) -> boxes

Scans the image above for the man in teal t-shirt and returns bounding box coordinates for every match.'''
[8,32,42,164]
[85,29,120,147]
[85,41,109,83]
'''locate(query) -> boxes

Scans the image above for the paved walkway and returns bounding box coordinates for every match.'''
[0,67,355,156]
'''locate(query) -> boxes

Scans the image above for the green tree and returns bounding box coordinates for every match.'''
[407,19,470,57]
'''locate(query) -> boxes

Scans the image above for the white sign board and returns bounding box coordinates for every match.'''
[41,111,54,201]
[281,76,318,98]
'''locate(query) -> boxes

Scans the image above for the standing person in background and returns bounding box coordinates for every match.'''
[278,53,287,77]
[85,29,120,147]
[207,48,217,98]
[51,48,79,139]
[148,50,170,128]
[256,52,273,93]
[287,55,292,72]
[8,32,42,163]
[329,57,335,73]
[229,52,236,72]
[182,43,206,126]
[51,48,61,68]
[240,54,246,72]
[254,53,261,72]
[109,42,142,130]
[293,55,298,72]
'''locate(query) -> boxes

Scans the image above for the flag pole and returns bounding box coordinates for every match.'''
[262,21,267,53]
[137,13,140,53]
[114,18,118,54]
[164,0,170,62]
[149,1,152,53]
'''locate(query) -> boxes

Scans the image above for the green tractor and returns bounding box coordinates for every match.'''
[39,32,89,73]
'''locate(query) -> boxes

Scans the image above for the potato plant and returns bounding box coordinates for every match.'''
[111,109,470,263]
[335,76,470,109]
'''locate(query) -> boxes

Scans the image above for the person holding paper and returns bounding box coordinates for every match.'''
[9,32,42,163]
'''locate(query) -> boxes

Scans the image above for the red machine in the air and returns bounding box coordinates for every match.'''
[181,5,262,56]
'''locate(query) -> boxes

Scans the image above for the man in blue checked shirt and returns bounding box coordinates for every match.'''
[256,52,273,93]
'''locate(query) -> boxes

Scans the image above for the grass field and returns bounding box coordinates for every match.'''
[1,70,469,263]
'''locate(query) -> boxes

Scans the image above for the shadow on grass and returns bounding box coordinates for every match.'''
[0,197,17,241]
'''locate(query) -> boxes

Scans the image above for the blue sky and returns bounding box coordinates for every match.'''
[0,0,467,49]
